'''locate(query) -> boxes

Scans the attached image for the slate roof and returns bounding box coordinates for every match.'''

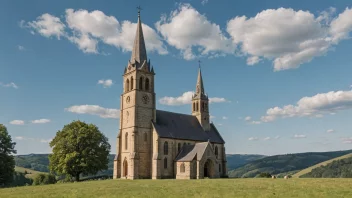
[152,110,225,144]
[175,142,209,162]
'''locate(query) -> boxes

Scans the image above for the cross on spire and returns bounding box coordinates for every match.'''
[137,6,142,17]
[198,60,201,68]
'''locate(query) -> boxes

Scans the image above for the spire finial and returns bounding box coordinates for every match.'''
[137,6,142,17]
[198,60,201,69]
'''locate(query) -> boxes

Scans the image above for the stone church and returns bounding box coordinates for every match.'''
[113,12,227,180]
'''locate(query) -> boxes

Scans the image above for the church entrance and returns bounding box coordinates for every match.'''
[123,159,128,178]
[203,159,214,178]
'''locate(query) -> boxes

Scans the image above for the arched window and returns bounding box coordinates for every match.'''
[202,102,205,111]
[164,141,168,155]
[215,146,218,158]
[139,76,143,90]
[145,78,149,91]
[125,133,128,150]
[178,143,181,153]
[219,164,221,173]
[196,102,199,111]
[193,102,195,111]
[125,79,130,92]
[130,76,134,90]
[144,132,147,142]
[180,163,185,173]
[164,157,167,169]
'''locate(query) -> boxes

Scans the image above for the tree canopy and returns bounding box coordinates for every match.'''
[0,124,17,186]
[49,121,111,181]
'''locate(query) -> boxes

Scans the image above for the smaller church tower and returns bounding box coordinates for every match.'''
[192,66,210,131]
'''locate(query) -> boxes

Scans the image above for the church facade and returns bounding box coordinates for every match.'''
[113,12,227,180]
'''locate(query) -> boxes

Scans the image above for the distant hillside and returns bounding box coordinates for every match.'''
[15,166,46,179]
[299,155,352,178]
[293,153,352,178]
[14,154,115,177]
[226,154,266,170]
[14,153,258,176]
[228,150,352,178]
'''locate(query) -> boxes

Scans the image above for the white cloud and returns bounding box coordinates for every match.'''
[26,13,66,39]
[251,121,261,125]
[222,116,228,120]
[98,79,113,88]
[10,120,25,125]
[274,136,280,139]
[65,105,119,119]
[210,115,215,119]
[226,7,352,71]
[263,137,271,141]
[293,134,307,139]
[342,137,352,144]
[23,9,167,55]
[31,119,51,124]
[15,136,51,143]
[326,129,335,133]
[248,137,259,141]
[0,82,18,89]
[159,91,227,106]
[244,116,251,121]
[261,90,352,122]
[18,45,26,51]
[156,4,235,60]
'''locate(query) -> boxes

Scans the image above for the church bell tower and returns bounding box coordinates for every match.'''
[113,9,156,180]
[192,66,210,131]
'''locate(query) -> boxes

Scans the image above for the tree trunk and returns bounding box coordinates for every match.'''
[75,173,80,182]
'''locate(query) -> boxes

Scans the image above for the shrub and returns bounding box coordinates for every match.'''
[32,174,56,185]
[258,172,272,178]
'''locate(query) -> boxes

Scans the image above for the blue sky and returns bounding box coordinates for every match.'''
[1,0,352,155]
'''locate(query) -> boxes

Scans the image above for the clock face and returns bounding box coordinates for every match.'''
[126,96,130,104]
[142,94,150,104]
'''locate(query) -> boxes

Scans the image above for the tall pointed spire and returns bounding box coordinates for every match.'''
[130,6,147,66]
[196,67,205,95]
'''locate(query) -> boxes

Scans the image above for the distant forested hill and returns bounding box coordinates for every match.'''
[300,156,352,178]
[226,154,266,170]
[228,150,352,178]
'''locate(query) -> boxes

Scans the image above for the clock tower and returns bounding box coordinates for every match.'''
[113,10,156,179]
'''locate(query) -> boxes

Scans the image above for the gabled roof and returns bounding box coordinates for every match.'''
[175,142,209,162]
[152,110,225,144]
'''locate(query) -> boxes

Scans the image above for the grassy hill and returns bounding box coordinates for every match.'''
[226,154,265,170]
[228,149,352,178]
[293,153,352,178]
[14,166,46,179]
[1,179,352,198]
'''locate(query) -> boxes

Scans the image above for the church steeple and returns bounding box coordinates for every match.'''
[130,8,148,66]
[192,62,210,131]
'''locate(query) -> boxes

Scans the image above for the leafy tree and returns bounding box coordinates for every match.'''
[258,172,272,178]
[0,124,17,186]
[49,121,111,182]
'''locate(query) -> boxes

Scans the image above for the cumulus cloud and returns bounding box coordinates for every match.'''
[23,9,167,55]
[156,4,235,60]
[0,82,18,89]
[293,134,307,139]
[26,13,66,39]
[10,120,25,125]
[227,7,352,71]
[98,79,113,88]
[31,119,51,124]
[65,105,119,119]
[159,91,228,105]
[248,137,259,141]
[260,90,352,122]
[326,129,335,133]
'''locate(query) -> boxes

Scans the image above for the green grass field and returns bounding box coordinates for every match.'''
[14,166,46,179]
[1,178,352,198]
[293,153,352,178]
